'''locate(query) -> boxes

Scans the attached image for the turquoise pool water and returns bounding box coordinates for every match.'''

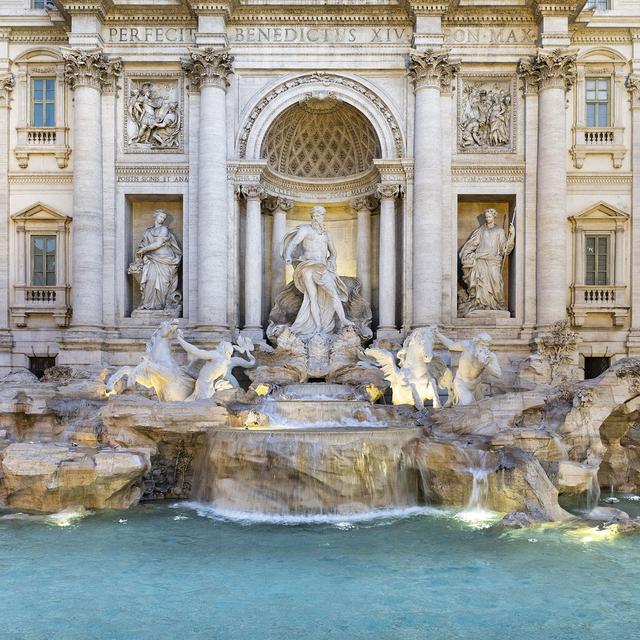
[1,501,639,640]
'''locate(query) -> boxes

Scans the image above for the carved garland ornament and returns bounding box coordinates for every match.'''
[62,48,122,91]
[517,49,577,94]
[0,73,15,106]
[407,49,460,91]
[238,72,404,158]
[181,48,234,90]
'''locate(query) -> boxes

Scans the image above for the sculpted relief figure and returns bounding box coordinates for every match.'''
[459,82,512,151]
[128,209,182,313]
[458,208,514,316]
[267,206,371,341]
[435,330,501,406]
[127,81,181,149]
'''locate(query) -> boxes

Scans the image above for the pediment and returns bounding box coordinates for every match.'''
[570,201,630,223]
[11,202,70,223]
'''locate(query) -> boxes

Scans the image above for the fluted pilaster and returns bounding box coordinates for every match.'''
[265,196,294,307]
[627,74,640,336]
[350,196,376,305]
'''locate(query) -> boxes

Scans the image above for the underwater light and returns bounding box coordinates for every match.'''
[45,508,90,527]
[566,524,619,544]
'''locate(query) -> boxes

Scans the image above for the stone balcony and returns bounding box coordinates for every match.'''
[14,126,71,169]
[571,126,626,169]
[11,285,71,327]
[569,283,629,326]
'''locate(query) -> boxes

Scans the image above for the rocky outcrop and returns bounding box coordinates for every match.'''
[0,443,147,512]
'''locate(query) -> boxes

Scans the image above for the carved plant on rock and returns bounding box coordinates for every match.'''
[536,320,579,384]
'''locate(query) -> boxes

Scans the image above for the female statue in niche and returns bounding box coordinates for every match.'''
[129,209,182,312]
[458,208,515,316]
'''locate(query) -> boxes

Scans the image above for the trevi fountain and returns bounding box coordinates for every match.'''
[3,0,640,638]
[2,206,640,639]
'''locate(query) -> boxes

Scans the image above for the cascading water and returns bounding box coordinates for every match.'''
[191,386,424,517]
[457,449,497,525]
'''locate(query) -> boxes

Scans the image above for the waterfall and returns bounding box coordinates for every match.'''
[586,465,601,511]
[457,449,496,524]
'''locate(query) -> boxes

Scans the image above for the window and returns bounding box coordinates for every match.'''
[585,78,610,128]
[585,235,609,286]
[586,0,610,9]
[31,235,56,286]
[31,77,55,127]
[31,0,47,8]
[584,357,610,379]
[28,356,56,379]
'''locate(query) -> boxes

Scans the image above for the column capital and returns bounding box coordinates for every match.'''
[408,48,459,91]
[0,73,15,108]
[517,49,577,94]
[350,196,377,212]
[236,184,266,201]
[182,47,233,91]
[62,48,122,91]
[264,196,294,213]
[626,74,640,109]
[375,183,403,200]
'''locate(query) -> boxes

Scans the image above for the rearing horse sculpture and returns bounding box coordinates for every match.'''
[105,320,195,402]
[365,327,454,409]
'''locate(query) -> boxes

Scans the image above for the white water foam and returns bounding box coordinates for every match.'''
[176,502,448,526]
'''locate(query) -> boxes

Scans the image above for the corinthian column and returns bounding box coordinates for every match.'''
[518,50,576,327]
[237,184,266,338]
[626,74,640,344]
[408,50,458,327]
[0,74,15,335]
[350,196,376,304]
[265,197,294,307]
[182,48,233,329]
[63,49,121,328]
[376,184,402,335]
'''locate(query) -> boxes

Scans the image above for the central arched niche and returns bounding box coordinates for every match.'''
[261,95,381,183]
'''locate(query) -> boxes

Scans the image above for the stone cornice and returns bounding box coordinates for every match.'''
[186,1,234,17]
[517,49,577,94]
[401,1,451,18]
[408,48,459,91]
[228,7,410,25]
[533,1,587,21]
[181,47,233,90]
[57,0,112,19]
[62,48,122,91]
[9,28,68,43]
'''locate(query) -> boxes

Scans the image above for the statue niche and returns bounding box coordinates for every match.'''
[252,205,373,386]
[129,208,182,318]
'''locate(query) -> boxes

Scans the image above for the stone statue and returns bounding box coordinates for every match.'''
[176,330,256,401]
[268,205,371,341]
[105,320,194,402]
[435,329,501,406]
[128,81,182,149]
[106,321,256,402]
[282,205,352,338]
[365,327,454,409]
[128,209,182,314]
[458,208,514,316]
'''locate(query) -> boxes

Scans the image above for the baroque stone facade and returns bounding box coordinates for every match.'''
[1,0,640,374]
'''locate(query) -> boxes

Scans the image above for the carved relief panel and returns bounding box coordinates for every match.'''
[124,74,183,153]
[457,76,516,154]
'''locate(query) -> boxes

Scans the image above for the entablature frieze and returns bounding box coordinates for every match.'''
[115,164,189,184]
[451,164,525,183]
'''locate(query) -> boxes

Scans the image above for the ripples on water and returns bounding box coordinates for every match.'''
[1,498,639,640]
